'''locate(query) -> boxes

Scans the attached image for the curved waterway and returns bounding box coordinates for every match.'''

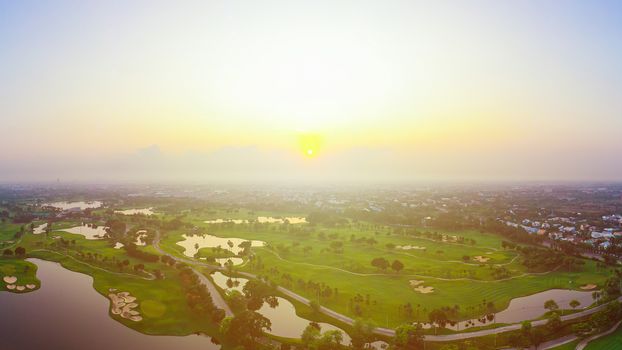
[115,208,155,216]
[210,272,351,343]
[422,288,595,330]
[177,234,265,257]
[43,201,102,210]
[0,259,219,350]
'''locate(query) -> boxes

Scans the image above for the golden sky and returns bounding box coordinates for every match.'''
[1,1,621,182]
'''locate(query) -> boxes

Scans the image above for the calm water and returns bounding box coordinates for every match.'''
[257,216,307,224]
[214,257,244,267]
[204,217,307,224]
[0,259,219,350]
[209,272,350,343]
[33,223,47,234]
[425,288,596,330]
[43,201,102,210]
[177,234,265,257]
[115,208,155,216]
[211,271,248,292]
[493,288,594,323]
[259,296,351,343]
[58,224,108,240]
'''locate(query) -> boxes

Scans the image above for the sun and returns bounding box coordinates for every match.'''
[298,132,322,158]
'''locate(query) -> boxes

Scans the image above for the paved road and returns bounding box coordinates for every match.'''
[424,296,622,342]
[153,234,233,317]
[153,233,621,342]
[191,265,234,317]
[576,320,622,350]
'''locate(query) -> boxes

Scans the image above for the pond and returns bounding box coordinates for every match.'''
[257,216,307,224]
[203,217,307,224]
[204,219,249,224]
[214,257,244,267]
[0,259,219,350]
[211,271,248,292]
[33,223,47,234]
[425,288,596,330]
[209,272,350,344]
[58,224,109,240]
[115,208,155,216]
[258,296,351,343]
[177,234,265,257]
[492,288,594,324]
[43,201,102,210]
[135,230,148,246]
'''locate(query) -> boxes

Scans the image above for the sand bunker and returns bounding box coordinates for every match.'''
[410,280,434,294]
[409,280,424,287]
[108,291,142,322]
[3,276,17,284]
[6,284,15,290]
[16,286,25,291]
[473,256,490,263]
[414,286,435,294]
[580,284,597,290]
[26,284,36,289]
[442,235,458,243]
[397,245,426,250]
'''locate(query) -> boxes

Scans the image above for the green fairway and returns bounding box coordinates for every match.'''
[585,323,622,350]
[4,219,225,341]
[0,258,40,292]
[28,248,222,338]
[549,340,579,350]
[160,215,611,329]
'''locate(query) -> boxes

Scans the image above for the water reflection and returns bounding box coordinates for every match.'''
[214,257,244,267]
[203,217,307,224]
[33,223,47,235]
[43,201,102,210]
[0,259,219,350]
[177,234,265,257]
[115,208,155,216]
[258,296,351,344]
[211,271,248,292]
[421,288,595,330]
[58,224,108,240]
[210,271,350,343]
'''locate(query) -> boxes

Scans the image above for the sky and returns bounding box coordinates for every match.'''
[1,0,621,183]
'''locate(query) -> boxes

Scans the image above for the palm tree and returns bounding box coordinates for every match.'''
[592,291,602,304]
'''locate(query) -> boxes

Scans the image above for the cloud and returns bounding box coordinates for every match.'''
[1,144,622,184]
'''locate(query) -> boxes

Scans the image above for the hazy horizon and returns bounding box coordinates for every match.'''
[2,0,622,183]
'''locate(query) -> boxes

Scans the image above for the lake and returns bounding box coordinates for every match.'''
[177,234,265,257]
[204,216,307,225]
[115,208,155,216]
[43,201,103,210]
[0,259,219,350]
[209,271,351,344]
[58,224,109,240]
[425,288,596,330]
[33,223,47,234]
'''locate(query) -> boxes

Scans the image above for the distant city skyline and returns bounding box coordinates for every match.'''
[1,0,622,182]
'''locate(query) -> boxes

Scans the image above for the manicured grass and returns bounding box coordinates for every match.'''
[1,206,612,347]
[0,258,40,292]
[161,216,610,329]
[585,323,622,350]
[549,340,580,350]
[0,222,22,243]
[9,223,225,341]
[28,249,222,338]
